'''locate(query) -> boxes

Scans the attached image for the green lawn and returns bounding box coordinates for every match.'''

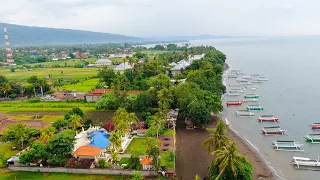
[162,129,174,135]
[124,138,147,155]
[0,170,133,180]
[119,157,130,165]
[140,50,169,57]
[0,142,19,159]
[0,67,98,82]
[60,78,99,92]
[17,58,97,68]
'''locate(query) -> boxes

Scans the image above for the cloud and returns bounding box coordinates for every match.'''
[0,0,320,36]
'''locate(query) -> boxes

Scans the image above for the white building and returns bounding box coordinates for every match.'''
[95,59,113,66]
[114,62,133,73]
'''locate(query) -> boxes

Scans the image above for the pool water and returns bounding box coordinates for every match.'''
[89,131,111,149]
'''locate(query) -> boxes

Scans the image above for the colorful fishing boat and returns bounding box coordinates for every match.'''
[229,90,244,93]
[243,98,259,103]
[258,115,279,122]
[292,157,320,169]
[246,105,264,110]
[304,134,320,143]
[244,94,259,99]
[272,140,304,151]
[227,101,243,106]
[262,126,286,135]
[311,123,320,130]
[236,110,255,117]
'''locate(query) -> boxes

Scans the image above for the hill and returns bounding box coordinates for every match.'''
[0,23,142,46]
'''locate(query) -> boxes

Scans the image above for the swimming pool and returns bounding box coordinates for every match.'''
[89,131,111,149]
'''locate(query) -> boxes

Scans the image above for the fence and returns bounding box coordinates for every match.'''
[8,166,158,176]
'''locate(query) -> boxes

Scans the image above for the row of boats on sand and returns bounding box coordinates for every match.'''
[226,69,320,170]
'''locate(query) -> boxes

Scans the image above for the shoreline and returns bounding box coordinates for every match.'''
[221,63,275,180]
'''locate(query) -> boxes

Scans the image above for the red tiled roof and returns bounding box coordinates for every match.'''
[140,158,153,165]
[73,146,103,156]
[137,129,147,133]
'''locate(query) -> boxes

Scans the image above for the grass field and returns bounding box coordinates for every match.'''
[0,142,19,159]
[0,102,96,113]
[9,115,63,122]
[0,170,134,180]
[140,50,169,57]
[17,58,97,68]
[60,78,99,92]
[124,138,147,155]
[0,68,98,82]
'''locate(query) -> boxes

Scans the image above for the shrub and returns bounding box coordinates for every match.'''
[28,98,40,103]
[98,159,106,168]
[50,155,69,167]
[8,93,17,99]
[64,107,84,120]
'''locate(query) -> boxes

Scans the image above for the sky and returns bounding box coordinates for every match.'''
[1,0,320,37]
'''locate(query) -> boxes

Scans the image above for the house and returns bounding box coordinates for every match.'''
[95,59,112,66]
[169,62,177,66]
[137,129,147,137]
[72,146,104,162]
[170,60,190,76]
[85,89,106,102]
[140,157,153,170]
[114,62,133,73]
[53,91,86,101]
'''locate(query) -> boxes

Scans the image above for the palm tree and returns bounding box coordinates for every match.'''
[109,131,122,151]
[150,112,165,139]
[53,78,64,92]
[39,126,55,144]
[213,142,249,180]
[37,78,47,97]
[157,88,173,117]
[69,114,82,130]
[203,120,229,154]
[0,82,12,98]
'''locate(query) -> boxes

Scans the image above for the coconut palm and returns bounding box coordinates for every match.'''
[37,78,47,97]
[69,114,82,130]
[149,112,165,139]
[53,78,64,92]
[157,88,173,117]
[213,142,249,180]
[203,120,229,154]
[109,131,122,151]
[0,82,12,98]
[39,126,55,144]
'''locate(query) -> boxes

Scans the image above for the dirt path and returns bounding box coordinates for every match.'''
[175,120,274,180]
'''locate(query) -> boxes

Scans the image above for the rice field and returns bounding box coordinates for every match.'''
[9,115,63,122]
[59,78,99,92]
[0,68,98,82]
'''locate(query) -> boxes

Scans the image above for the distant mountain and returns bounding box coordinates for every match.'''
[144,35,238,41]
[0,23,142,47]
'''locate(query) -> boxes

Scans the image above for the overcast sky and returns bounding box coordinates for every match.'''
[1,0,320,37]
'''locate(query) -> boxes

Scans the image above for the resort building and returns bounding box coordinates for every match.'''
[85,89,107,102]
[140,158,153,170]
[94,59,112,67]
[114,62,133,73]
[73,146,104,162]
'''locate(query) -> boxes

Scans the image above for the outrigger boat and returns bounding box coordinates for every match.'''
[272,140,304,151]
[229,90,244,93]
[258,115,279,122]
[292,157,320,169]
[239,82,253,85]
[244,94,259,99]
[242,76,251,79]
[230,87,245,91]
[236,110,255,117]
[243,98,259,103]
[258,77,269,81]
[304,134,320,143]
[252,80,263,84]
[246,105,264,110]
[228,75,238,79]
[311,123,320,130]
[227,92,241,96]
[262,126,286,135]
[237,79,248,83]
[250,73,260,76]
[227,101,243,106]
[228,84,242,88]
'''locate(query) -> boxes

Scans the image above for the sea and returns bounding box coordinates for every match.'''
[186,37,320,180]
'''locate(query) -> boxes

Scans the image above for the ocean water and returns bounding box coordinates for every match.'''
[189,37,320,180]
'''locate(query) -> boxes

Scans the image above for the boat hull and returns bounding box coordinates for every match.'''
[247,107,264,110]
[259,117,279,122]
[244,95,259,99]
[262,131,285,135]
[227,102,243,106]
[312,125,320,129]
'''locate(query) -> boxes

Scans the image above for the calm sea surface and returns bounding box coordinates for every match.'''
[190,37,320,180]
